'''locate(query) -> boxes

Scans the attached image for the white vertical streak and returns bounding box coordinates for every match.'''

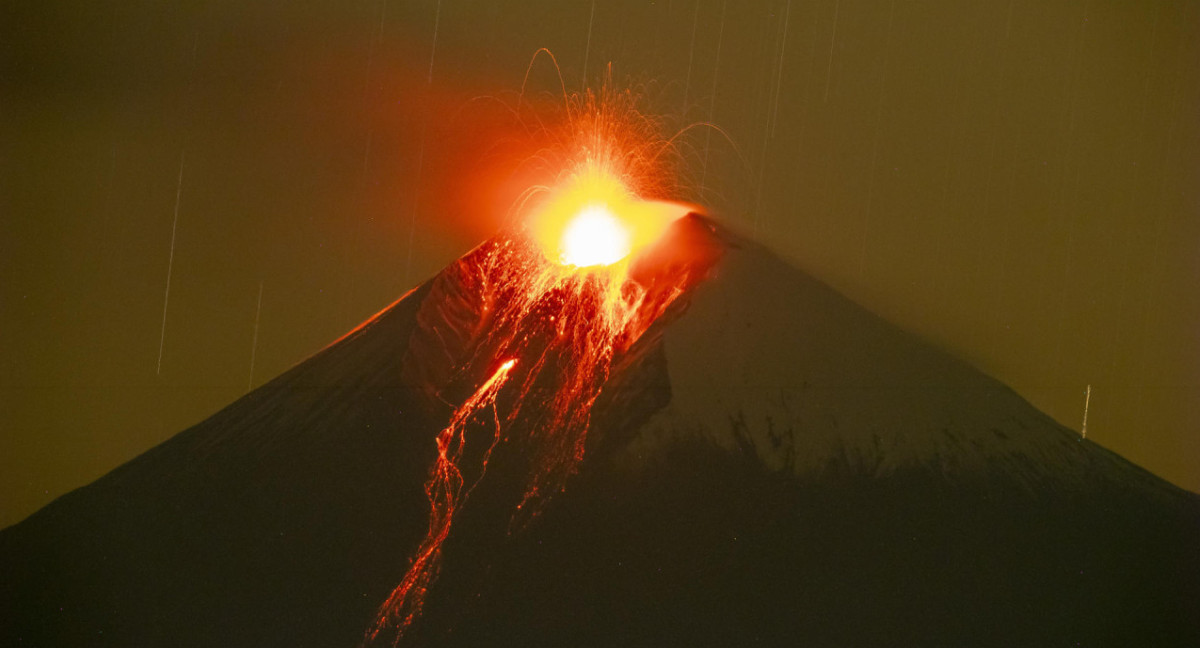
[1081,384,1091,438]
[683,1,701,112]
[582,0,596,89]
[362,0,388,177]
[770,0,792,137]
[754,5,785,238]
[700,0,727,192]
[157,151,185,375]
[404,0,442,287]
[248,281,263,392]
[822,0,841,103]
[427,0,441,84]
[857,0,895,279]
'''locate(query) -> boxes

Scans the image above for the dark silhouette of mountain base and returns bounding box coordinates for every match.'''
[3,216,1197,647]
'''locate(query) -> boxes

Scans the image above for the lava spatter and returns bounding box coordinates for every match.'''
[367,225,709,646]
[366,83,718,647]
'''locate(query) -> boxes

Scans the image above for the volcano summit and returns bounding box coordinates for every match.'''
[2,215,1197,647]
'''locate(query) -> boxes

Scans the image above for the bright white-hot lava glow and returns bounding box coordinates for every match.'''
[530,168,687,274]
[560,205,631,267]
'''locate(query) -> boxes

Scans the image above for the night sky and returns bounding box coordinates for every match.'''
[2,0,1196,529]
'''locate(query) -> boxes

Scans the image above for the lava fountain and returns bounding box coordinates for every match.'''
[365,81,718,646]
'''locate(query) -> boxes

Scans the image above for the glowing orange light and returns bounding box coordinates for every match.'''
[560,204,630,266]
[531,166,687,272]
[368,66,711,648]
[367,357,516,643]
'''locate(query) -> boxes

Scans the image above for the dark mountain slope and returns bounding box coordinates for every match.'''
[3,218,1197,647]
[1,283,443,647]
[401,226,1200,647]
[418,230,1200,647]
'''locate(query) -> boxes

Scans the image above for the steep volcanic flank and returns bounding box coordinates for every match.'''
[3,216,1198,647]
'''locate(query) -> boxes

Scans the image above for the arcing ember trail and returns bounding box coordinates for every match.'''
[365,88,720,645]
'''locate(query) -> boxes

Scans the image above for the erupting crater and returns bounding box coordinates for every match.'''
[559,204,629,267]
[366,85,719,647]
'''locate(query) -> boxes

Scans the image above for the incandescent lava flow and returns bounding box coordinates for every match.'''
[365,87,723,646]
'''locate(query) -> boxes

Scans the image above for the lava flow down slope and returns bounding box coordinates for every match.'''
[2,84,1198,645]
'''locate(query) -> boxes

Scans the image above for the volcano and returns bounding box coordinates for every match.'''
[3,215,1197,647]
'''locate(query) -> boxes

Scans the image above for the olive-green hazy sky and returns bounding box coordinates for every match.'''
[2,0,1196,528]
